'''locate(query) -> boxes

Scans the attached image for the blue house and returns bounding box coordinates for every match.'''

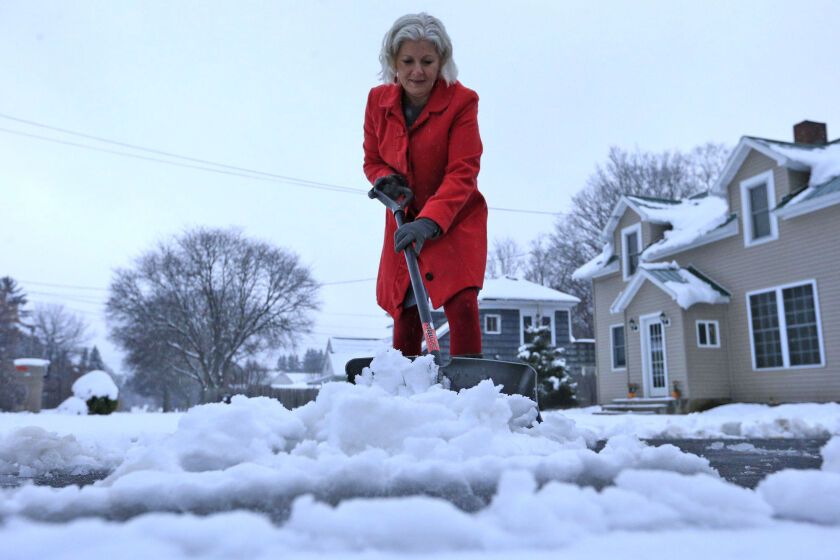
[322,277,597,404]
[431,277,595,381]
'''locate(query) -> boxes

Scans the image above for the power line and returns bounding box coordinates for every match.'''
[0,112,562,216]
[19,279,110,292]
[0,126,363,195]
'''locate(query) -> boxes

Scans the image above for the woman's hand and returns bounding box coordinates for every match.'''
[394,218,440,254]
[373,174,409,200]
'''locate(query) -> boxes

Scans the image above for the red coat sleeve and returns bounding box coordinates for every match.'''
[363,88,397,185]
[417,90,483,233]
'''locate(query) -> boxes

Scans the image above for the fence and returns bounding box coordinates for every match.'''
[203,385,321,409]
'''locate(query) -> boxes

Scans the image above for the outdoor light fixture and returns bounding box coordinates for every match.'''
[628,318,638,332]
[659,312,670,326]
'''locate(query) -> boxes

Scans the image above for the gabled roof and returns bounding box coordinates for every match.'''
[599,195,680,243]
[323,336,388,378]
[775,171,840,218]
[713,136,840,194]
[574,195,731,280]
[479,276,580,304]
[610,263,730,314]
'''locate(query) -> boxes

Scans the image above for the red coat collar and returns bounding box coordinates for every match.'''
[378,79,457,127]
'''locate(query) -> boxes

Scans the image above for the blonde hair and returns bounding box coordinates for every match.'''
[379,13,458,85]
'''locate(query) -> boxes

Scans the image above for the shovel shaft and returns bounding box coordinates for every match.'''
[395,209,443,366]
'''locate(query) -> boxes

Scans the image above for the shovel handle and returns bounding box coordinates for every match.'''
[370,182,443,369]
[394,209,443,368]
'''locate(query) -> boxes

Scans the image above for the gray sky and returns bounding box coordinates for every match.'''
[2,0,839,372]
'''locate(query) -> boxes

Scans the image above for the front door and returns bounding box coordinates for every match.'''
[640,315,668,397]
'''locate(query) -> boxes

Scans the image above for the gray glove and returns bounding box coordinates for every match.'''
[372,174,409,201]
[394,218,440,254]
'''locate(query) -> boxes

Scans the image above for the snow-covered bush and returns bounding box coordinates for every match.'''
[518,325,576,410]
[57,396,88,415]
[72,370,120,415]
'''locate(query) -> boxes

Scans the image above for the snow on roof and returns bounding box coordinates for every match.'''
[324,336,389,378]
[574,195,730,280]
[713,136,840,210]
[13,358,51,368]
[479,276,580,304]
[610,262,730,313]
[270,372,322,389]
[640,196,730,260]
[572,245,615,281]
[753,138,840,188]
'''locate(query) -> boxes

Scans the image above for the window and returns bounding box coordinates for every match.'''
[749,184,771,239]
[696,320,720,348]
[740,171,778,247]
[610,324,626,370]
[522,314,552,345]
[747,281,824,370]
[621,223,643,280]
[484,314,501,335]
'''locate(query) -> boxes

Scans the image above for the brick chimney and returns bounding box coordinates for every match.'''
[793,120,827,145]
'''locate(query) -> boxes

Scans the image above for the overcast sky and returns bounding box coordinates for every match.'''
[2,0,839,372]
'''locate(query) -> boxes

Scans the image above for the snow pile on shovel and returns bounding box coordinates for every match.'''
[0,348,713,522]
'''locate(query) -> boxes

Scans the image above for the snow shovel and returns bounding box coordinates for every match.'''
[346,183,539,405]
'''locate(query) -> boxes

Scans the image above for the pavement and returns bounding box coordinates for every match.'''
[1,437,827,492]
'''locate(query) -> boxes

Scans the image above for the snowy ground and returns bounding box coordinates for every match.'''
[1,349,839,558]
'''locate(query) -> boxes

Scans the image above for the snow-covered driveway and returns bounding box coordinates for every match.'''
[2,350,839,558]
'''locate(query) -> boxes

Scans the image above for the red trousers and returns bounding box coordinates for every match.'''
[393,287,481,357]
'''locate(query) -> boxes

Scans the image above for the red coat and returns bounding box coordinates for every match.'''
[363,79,487,319]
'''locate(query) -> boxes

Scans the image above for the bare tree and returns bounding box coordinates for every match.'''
[107,227,320,393]
[526,144,731,337]
[486,237,525,279]
[32,304,89,363]
[231,359,272,389]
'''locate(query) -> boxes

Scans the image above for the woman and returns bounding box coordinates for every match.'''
[363,13,487,358]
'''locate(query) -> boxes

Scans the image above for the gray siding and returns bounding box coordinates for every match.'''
[682,304,731,399]
[625,281,686,398]
[592,271,628,402]
[481,308,522,361]
[591,149,840,405]
[673,151,840,402]
[613,208,644,276]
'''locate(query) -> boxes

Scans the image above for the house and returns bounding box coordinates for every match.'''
[430,277,596,403]
[321,277,596,403]
[574,120,840,412]
[320,336,389,381]
[269,371,323,389]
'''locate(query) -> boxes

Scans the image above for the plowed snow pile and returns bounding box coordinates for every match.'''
[2,349,839,558]
[1,349,713,522]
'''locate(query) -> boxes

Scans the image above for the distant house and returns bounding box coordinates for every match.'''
[321,277,595,400]
[320,336,389,381]
[269,371,323,389]
[575,120,840,412]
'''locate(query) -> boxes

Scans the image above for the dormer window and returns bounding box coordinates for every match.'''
[740,170,778,247]
[621,223,642,281]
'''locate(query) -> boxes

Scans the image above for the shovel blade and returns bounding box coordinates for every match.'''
[444,357,538,401]
[345,356,538,403]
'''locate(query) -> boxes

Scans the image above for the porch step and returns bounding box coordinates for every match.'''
[600,397,674,415]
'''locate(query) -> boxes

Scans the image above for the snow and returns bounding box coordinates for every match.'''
[765,141,840,188]
[478,276,580,303]
[57,396,88,416]
[13,358,51,368]
[71,370,119,401]
[660,267,729,308]
[1,354,840,558]
[573,195,730,279]
[571,244,614,281]
[638,195,729,260]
